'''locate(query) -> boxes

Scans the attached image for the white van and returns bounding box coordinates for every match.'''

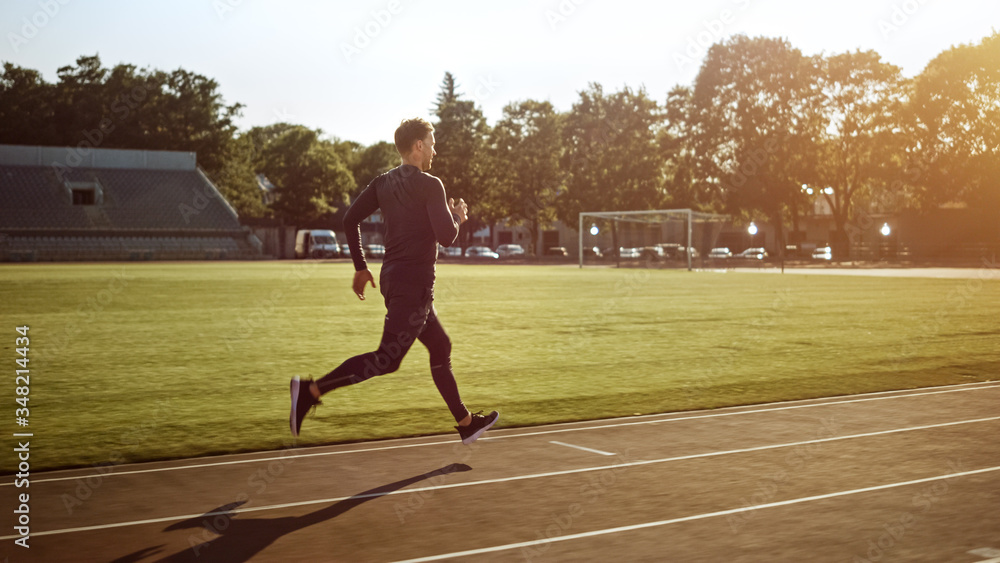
[295,230,340,259]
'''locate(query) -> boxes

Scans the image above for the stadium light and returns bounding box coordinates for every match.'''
[881,223,891,237]
[747,222,758,236]
[590,224,599,236]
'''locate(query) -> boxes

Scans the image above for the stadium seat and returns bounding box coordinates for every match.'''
[2,150,260,262]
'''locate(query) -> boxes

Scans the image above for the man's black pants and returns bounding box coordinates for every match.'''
[315,277,468,423]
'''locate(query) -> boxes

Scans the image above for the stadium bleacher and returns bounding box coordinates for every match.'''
[0,145,262,261]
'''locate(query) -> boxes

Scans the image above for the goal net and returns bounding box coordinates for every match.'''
[578,209,730,270]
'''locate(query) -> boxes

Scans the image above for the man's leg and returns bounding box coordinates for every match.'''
[314,281,428,396]
[290,279,428,437]
[313,327,415,395]
[419,306,500,444]
[417,307,470,424]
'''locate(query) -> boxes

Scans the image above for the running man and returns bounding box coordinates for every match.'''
[289,117,499,445]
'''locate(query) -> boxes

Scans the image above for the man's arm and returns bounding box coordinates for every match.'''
[426,179,466,246]
[344,181,379,271]
[344,180,380,299]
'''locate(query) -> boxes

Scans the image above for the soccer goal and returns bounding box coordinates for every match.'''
[578,209,730,270]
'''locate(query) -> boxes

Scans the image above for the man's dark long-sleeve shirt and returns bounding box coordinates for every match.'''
[344,164,460,288]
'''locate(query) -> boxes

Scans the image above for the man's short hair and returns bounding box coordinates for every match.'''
[394,118,434,156]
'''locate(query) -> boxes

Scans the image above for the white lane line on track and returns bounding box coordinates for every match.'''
[550,441,616,456]
[487,383,1000,441]
[561,380,1000,425]
[8,381,999,486]
[3,415,997,541]
[392,465,1000,563]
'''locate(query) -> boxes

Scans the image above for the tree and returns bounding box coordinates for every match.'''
[152,67,244,175]
[812,50,908,259]
[0,63,58,145]
[690,36,821,257]
[208,133,270,218]
[485,99,564,254]
[348,141,399,195]
[2,55,265,216]
[254,126,356,222]
[558,84,666,226]
[49,55,110,144]
[660,85,718,211]
[435,71,460,108]
[908,31,1000,212]
[1,55,248,193]
[244,122,301,159]
[431,72,492,244]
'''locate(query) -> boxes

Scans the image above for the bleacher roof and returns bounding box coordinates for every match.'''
[0,145,241,233]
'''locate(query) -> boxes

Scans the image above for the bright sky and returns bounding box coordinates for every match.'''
[2,0,997,146]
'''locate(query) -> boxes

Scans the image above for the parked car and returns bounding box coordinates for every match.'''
[812,246,833,261]
[295,229,340,259]
[656,243,683,260]
[735,247,768,260]
[465,246,499,259]
[640,246,666,261]
[545,247,570,257]
[709,247,733,260]
[340,243,351,256]
[583,246,603,259]
[364,244,386,258]
[438,244,462,258]
[784,244,806,259]
[617,247,641,259]
[496,244,525,258]
[675,246,700,260]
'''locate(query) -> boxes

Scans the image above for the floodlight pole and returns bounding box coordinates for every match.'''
[687,208,693,272]
[578,213,583,268]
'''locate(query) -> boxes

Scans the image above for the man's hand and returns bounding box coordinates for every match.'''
[353,269,376,300]
[448,197,469,225]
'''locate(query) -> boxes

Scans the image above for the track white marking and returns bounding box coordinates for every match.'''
[7,382,997,486]
[2,415,996,541]
[550,441,615,456]
[487,383,1000,441]
[393,465,1000,562]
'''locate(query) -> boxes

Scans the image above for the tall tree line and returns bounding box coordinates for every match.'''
[424,32,997,257]
[3,31,997,251]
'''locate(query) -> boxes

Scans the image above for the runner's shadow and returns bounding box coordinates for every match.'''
[145,463,471,563]
[110,545,166,563]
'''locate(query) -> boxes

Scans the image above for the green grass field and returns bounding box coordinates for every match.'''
[2,261,999,472]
